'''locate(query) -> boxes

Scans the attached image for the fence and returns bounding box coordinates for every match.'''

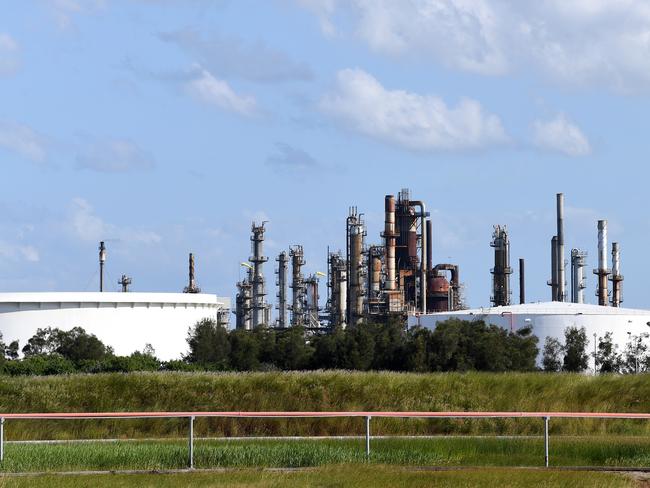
[1,411,650,469]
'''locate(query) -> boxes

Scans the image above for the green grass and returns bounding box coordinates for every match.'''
[2,371,650,440]
[0,371,650,439]
[1,436,650,473]
[0,465,637,488]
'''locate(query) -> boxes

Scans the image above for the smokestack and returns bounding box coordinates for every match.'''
[184,253,201,293]
[550,236,558,301]
[556,193,565,302]
[99,241,106,292]
[594,220,610,306]
[426,219,433,274]
[610,242,623,307]
[519,258,525,304]
[189,253,195,290]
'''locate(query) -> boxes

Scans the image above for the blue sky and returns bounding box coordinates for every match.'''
[1,1,649,313]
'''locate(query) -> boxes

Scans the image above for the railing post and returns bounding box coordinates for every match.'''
[544,416,550,467]
[365,415,371,460]
[188,415,195,469]
[0,417,4,462]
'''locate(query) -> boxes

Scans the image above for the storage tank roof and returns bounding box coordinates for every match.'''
[0,292,226,306]
[423,301,650,317]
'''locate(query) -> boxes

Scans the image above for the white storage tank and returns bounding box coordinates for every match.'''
[408,302,650,369]
[0,292,230,360]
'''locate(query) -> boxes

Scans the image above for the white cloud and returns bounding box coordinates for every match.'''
[320,68,508,151]
[0,242,39,263]
[0,121,47,163]
[299,0,650,92]
[266,143,320,171]
[70,198,162,245]
[0,33,19,76]
[185,66,257,116]
[159,29,313,83]
[76,138,155,173]
[46,0,106,30]
[533,115,591,157]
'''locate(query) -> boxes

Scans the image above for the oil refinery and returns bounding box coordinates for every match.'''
[233,189,650,365]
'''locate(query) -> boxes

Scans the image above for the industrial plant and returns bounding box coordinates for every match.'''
[233,189,650,367]
[235,189,462,331]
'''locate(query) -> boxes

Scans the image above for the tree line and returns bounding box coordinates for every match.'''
[0,319,647,375]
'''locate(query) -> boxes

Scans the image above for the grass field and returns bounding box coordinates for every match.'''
[1,371,650,440]
[0,466,638,488]
[0,436,650,473]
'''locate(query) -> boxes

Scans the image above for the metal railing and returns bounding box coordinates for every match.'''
[2,411,650,469]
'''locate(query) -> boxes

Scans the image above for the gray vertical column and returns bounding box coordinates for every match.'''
[188,416,195,469]
[365,416,371,460]
[0,417,4,462]
[544,416,550,467]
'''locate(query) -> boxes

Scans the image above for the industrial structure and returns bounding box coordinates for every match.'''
[234,188,462,330]
[490,225,512,307]
[230,188,641,366]
[0,292,229,360]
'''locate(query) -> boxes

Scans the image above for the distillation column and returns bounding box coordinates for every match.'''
[570,249,588,304]
[610,242,624,307]
[347,210,365,325]
[593,220,610,306]
[490,225,512,307]
[276,251,288,327]
[290,245,306,326]
[235,267,253,330]
[382,195,401,312]
[250,222,269,328]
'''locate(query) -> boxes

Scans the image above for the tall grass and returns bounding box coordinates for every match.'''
[1,371,650,439]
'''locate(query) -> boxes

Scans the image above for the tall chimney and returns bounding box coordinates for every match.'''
[610,242,623,307]
[519,258,525,304]
[426,219,433,274]
[556,193,565,302]
[99,241,106,292]
[550,236,558,301]
[593,220,610,306]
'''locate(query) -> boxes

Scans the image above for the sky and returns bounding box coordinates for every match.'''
[1,0,650,316]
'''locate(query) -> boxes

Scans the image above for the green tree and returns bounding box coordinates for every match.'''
[622,332,649,374]
[185,318,230,368]
[229,329,261,371]
[507,326,539,371]
[595,332,621,373]
[542,336,562,372]
[274,326,312,370]
[562,326,588,372]
[55,327,111,362]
